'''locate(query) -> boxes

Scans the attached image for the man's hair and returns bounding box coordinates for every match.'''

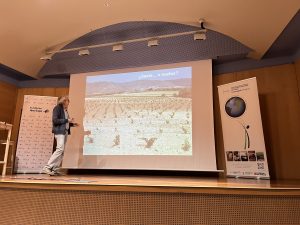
[58,95,69,105]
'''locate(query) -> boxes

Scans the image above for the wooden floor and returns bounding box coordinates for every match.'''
[1,174,300,195]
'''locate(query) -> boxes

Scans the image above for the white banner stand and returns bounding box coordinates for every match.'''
[15,95,58,173]
[218,78,270,179]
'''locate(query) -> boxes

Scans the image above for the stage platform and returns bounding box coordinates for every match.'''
[1,174,300,195]
[1,174,300,224]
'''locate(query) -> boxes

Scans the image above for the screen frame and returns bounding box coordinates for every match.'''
[63,60,218,171]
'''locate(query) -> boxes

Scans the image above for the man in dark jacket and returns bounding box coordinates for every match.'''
[42,96,78,175]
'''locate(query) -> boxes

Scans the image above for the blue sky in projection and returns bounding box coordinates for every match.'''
[86,67,192,83]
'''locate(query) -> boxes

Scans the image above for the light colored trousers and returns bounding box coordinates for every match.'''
[45,134,68,171]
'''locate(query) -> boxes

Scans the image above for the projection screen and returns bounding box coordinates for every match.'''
[63,60,217,171]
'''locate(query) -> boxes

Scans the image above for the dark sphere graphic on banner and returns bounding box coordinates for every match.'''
[225,97,246,118]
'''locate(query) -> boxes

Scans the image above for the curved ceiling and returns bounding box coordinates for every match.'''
[0,0,299,78]
[39,21,251,77]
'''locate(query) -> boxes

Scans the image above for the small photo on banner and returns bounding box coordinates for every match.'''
[15,95,58,173]
[218,77,270,179]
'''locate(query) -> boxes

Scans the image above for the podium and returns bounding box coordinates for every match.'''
[0,122,13,176]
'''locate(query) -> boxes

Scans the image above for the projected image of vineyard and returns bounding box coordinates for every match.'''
[83,67,192,155]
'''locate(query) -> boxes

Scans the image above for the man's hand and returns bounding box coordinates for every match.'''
[68,118,75,123]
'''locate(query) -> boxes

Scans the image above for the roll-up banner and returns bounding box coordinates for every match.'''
[218,77,270,179]
[15,95,58,173]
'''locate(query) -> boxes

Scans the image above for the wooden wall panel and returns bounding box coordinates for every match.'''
[0,81,17,123]
[213,64,300,180]
[0,81,18,173]
[212,73,236,176]
[4,62,300,180]
[295,59,300,99]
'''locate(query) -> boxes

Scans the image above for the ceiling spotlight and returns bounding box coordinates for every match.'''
[40,54,53,61]
[78,49,90,56]
[194,18,207,40]
[148,39,159,47]
[112,44,124,51]
[194,31,206,40]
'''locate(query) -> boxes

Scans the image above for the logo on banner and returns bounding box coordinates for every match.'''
[30,106,50,113]
[225,96,250,149]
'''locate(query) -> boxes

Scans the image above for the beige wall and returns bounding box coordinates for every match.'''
[2,61,300,179]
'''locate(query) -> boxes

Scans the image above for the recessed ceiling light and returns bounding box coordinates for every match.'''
[148,39,159,47]
[194,31,206,40]
[78,49,90,56]
[112,44,124,51]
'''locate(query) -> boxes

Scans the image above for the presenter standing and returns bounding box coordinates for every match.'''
[42,96,78,175]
